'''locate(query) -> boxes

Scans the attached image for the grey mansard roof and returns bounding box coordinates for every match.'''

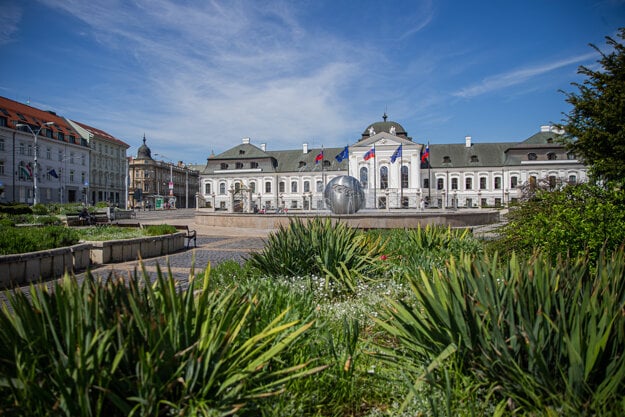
[428,143,515,168]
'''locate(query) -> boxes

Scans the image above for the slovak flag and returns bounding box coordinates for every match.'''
[315,150,323,164]
[421,144,430,162]
[364,146,375,161]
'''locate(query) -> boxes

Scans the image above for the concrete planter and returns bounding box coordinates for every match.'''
[87,232,185,264]
[0,232,185,289]
[0,243,92,288]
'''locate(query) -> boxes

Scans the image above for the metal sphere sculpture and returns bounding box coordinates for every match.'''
[324,175,365,214]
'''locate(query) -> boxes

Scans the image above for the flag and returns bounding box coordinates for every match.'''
[364,146,375,161]
[421,144,430,162]
[20,165,32,179]
[390,144,402,163]
[315,150,323,164]
[48,169,59,179]
[335,146,349,163]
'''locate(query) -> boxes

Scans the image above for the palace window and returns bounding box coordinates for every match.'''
[437,178,444,190]
[451,178,458,190]
[480,177,487,190]
[219,182,226,194]
[528,153,537,161]
[423,178,429,188]
[304,181,310,192]
[291,181,298,193]
[265,181,272,193]
[235,162,243,169]
[494,176,502,189]
[220,163,228,170]
[443,156,451,163]
[569,175,577,184]
[360,167,368,188]
[401,166,408,188]
[380,166,388,189]
[316,180,323,192]
[547,152,557,160]
[470,155,479,163]
[465,177,473,190]
[250,161,258,169]
[205,183,212,194]
[279,181,285,193]
[249,182,256,193]
[510,176,518,189]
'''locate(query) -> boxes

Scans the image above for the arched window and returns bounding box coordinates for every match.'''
[443,156,451,163]
[304,181,310,192]
[451,178,458,190]
[380,166,388,189]
[279,181,285,193]
[291,181,298,193]
[494,177,502,189]
[401,166,408,188]
[249,182,256,193]
[316,180,323,192]
[547,152,557,160]
[437,178,444,190]
[527,153,537,161]
[204,182,212,194]
[235,162,244,169]
[465,177,473,190]
[265,181,271,193]
[220,163,229,170]
[360,166,368,189]
[219,182,226,194]
[479,177,487,190]
[510,176,518,189]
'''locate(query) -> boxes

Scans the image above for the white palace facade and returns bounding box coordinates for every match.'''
[197,115,588,212]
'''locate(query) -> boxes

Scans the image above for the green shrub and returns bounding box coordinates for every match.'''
[492,183,625,264]
[247,218,387,294]
[0,266,321,416]
[376,248,625,415]
[0,203,31,216]
[30,203,49,215]
[0,225,80,255]
[143,224,177,236]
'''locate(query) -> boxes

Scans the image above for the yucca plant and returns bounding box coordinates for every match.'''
[247,217,388,294]
[375,248,625,415]
[0,262,323,416]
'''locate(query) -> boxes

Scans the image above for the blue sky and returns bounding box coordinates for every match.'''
[1,0,623,164]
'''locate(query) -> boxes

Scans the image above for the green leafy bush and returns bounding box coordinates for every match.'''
[143,224,177,236]
[0,225,79,255]
[492,183,625,264]
[247,218,387,294]
[376,248,625,415]
[0,203,31,216]
[30,203,49,215]
[0,267,321,416]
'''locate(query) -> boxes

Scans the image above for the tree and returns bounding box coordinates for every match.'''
[560,28,625,183]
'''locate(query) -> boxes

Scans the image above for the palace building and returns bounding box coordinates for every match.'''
[197,115,588,212]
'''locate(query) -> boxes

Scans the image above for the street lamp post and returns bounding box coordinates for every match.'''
[16,121,54,205]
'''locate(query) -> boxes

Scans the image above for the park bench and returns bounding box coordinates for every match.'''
[93,212,110,226]
[173,225,197,248]
[114,222,142,228]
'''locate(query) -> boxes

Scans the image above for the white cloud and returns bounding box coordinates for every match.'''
[453,52,598,99]
[0,3,21,45]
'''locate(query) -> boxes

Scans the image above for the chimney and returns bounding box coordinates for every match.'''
[303,143,308,154]
[260,143,266,151]
[540,125,551,132]
[465,135,472,147]
[242,137,250,144]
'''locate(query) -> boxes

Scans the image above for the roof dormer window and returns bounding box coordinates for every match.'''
[220,163,229,170]
[239,149,245,155]
[443,156,451,163]
[235,162,244,169]
[528,153,537,161]
[298,161,306,168]
[470,155,479,163]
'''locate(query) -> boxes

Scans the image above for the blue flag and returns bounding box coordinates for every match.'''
[48,169,59,179]
[335,146,349,163]
[390,144,402,163]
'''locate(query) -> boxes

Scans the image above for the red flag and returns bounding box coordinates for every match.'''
[421,144,430,162]
[315,151,323,164]
[364,147,375,161]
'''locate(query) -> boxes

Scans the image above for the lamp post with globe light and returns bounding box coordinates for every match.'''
[15,121,54,205]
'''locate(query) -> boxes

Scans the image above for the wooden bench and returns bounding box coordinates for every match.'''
[93,213,110,226]
[114,222,141,228]
[173,225,197,248]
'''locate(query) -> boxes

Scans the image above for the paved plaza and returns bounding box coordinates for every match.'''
[80,209,272,286]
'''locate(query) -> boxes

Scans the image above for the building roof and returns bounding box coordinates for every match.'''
[72,120,129,148]
[428,142,516,168]
[360,113,412,141]
[0,96,86,146]
[136,134,153,160]
[266,147,347,172]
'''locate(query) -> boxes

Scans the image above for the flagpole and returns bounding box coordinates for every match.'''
[373,144,377,209]
[427,141,431,204]
[346,145,349,177]
[400,145,403,208]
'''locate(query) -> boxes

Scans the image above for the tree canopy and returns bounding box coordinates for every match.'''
[560,28,625,183]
